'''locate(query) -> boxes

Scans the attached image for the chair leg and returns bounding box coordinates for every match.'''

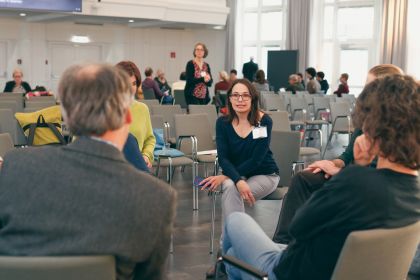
[192,161,199,210]
[322,131,334,159]
[210,192,217,254]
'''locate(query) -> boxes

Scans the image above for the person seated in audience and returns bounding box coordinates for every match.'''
[172,71,187,92]
[215,70,231,95]
[0,63,177,280]
[200,78,279,223]
[117,61,156,168]
[296,72,305,89]
[142,67,174,104]
[272,63,404,244]
[285,74,304,94]
[3,69,31,93]
[230,69,237,82]
[154,69,172,95]
[334,73,350,97]
[316,71,329,94]
[252,69,270,92]
[223,73,420,280]
[305,67,321,94]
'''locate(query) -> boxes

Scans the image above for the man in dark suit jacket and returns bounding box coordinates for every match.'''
[0,63,176,280]
[242,57,258,82]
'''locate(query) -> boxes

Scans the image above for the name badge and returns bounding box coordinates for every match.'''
[200,71,206,77]
[252,126,267,139]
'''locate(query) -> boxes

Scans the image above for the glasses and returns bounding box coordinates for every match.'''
[229,93,252,101]
[195,48,205,51]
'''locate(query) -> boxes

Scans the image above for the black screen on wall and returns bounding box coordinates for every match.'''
[0,0,82,12]
[267,50,298,92]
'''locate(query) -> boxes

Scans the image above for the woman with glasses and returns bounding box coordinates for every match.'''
[184,42,213,105]
[200,79,280,220]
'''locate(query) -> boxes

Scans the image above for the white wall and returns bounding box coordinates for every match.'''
[0,18,226,94]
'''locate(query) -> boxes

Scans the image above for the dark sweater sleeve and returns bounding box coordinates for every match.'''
[216,118,241,184]
[23,82,32,93]
[152,80,164,99]
[123,134,150,173]
[3,81,14,92]
[337,128,363,166]
[235,116,273,175]
[205,63,213,87]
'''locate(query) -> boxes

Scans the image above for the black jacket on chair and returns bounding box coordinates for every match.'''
[242,60,258,82]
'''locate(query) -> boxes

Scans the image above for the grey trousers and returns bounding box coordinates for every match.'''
[222,174,280,220]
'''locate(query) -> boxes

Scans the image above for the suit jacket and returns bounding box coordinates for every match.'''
[242,60,258,82]
[3,80,31,93]
[0,137,176,280]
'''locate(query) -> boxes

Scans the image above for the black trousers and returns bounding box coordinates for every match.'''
[272,171,328,244]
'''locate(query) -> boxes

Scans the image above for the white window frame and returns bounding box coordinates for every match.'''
[235,0,287,75]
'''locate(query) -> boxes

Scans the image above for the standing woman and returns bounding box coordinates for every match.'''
[201,79,280,219]
[184,42,213,105]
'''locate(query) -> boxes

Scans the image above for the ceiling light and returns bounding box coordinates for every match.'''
[128,19,134,23]
[70,35,90,44]
[19,13,26,17]
[213,25,224,30]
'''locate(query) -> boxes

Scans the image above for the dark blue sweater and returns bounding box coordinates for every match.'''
[123,133,150,173]
[216,114,279,184]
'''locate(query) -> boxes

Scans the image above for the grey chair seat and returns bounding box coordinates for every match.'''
[263,187,288,200]
[299,147,320,156]
[197,154,217,163]
[290,120,305,126]
[157,156,194,167]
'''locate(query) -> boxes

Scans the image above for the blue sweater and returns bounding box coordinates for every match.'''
[216,114,279,184]
[123,133,150,173]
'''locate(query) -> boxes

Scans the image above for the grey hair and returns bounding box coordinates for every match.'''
[57,63,133,136]
[289,74,299,82]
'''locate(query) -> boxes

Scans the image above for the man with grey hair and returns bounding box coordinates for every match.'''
[286,74,305,94]
[0,63,176,280]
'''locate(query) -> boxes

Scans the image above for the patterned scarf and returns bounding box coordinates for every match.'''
[193,61,208,99]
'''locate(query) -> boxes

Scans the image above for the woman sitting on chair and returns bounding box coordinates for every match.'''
[222,74,420,280]
[200,79,280,220]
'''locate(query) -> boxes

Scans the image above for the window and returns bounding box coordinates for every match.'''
[407,0,420,77]
[312,0,380,96]
[236,0,287,76]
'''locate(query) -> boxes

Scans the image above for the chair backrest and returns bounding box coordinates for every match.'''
[143,88,156,100]
[188,104,218,139]
[151,105,183,139]
[265,111,291,131]
[25,101,56,110]
[260,92,278,110]
[0,109,24,145]
[0,255,116,280]
[0,100,19,114]
[140,99,159,111]
[313,96,331,119]
[173,90,188,109]
[263,95,287,111]
[26,96,56,102]
[174,113,215,153]
[0,95,24,112]
[151,114,164,129]
[290,97,309,121]
[330,102,353,133]
[270,130,300,187]
[332,221,420,280]
[0,133,14,157]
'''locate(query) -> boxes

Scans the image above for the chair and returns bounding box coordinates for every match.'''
[0,95,24,112]
[0,255,116,280]
[188,104,218,140]
[332,221,420,280]
[218,221,420,280]
[260,92,279,110]
[322,102,354,159]
[263,95,287,112]
[143,88,156,100]
[0,100,19,114]
[0,109,26,146]
[151,105,184,144]
[0,133,14,157]
[173,89,188,109]
[174,113,217,210]
[141,99,159,111]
